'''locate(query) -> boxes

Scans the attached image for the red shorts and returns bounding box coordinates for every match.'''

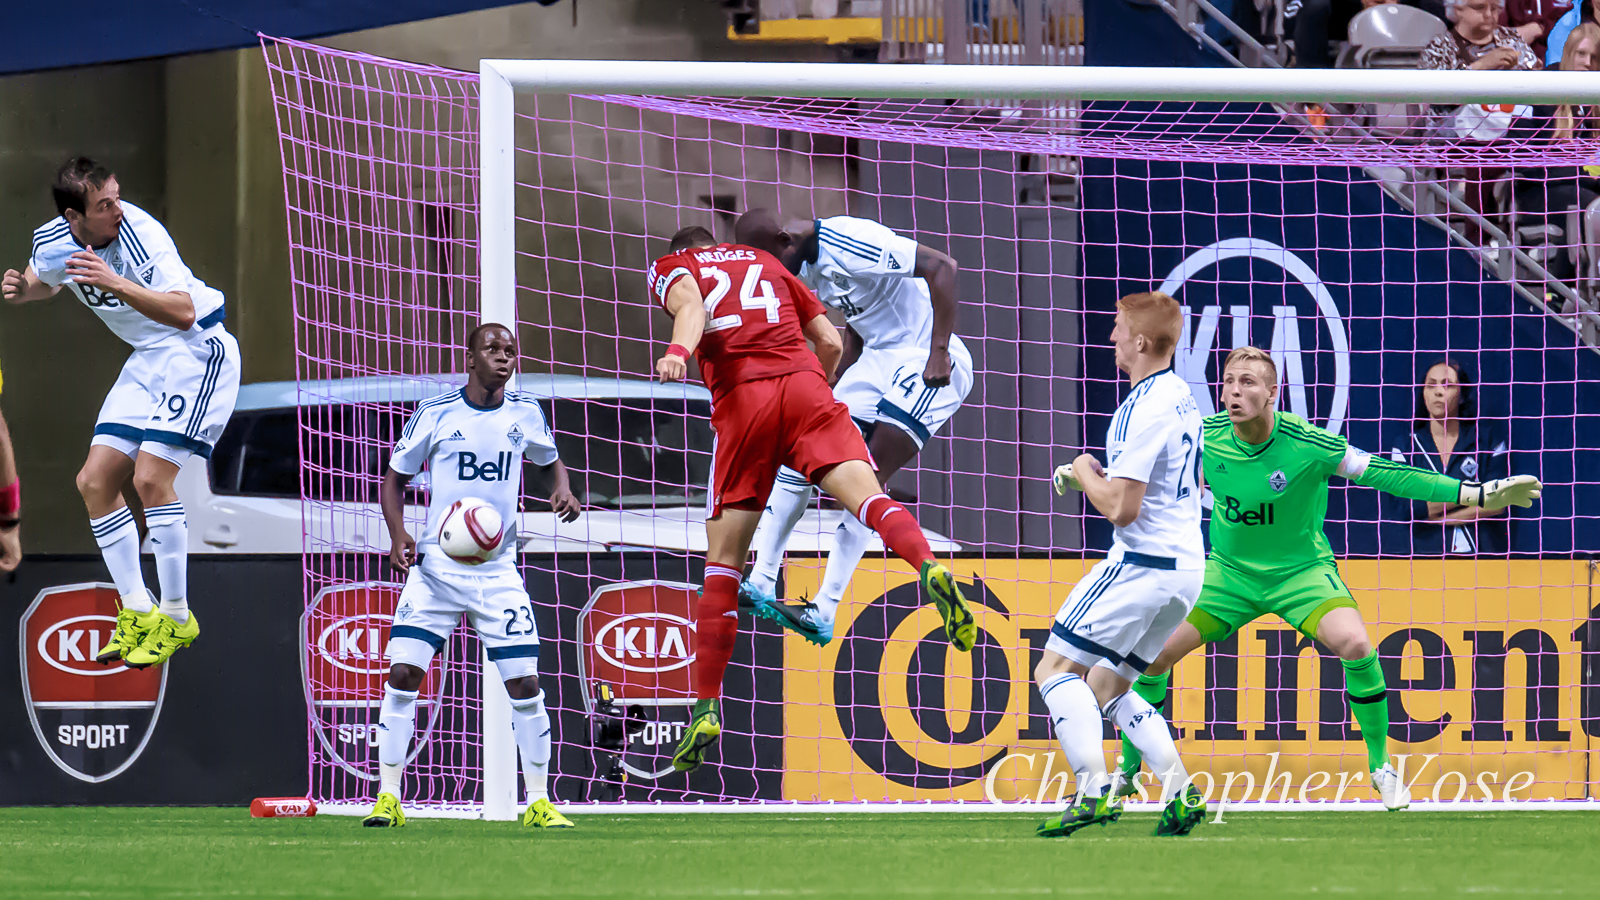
[706,370,871,518]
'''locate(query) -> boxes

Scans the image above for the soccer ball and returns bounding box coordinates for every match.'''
[437,498,505,565]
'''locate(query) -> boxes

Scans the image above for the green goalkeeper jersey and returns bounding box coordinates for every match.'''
[1201,411,1461,575]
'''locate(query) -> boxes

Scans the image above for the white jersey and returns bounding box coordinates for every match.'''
[1102,367,1204,570]
[389,389,560,576]
[799,215,941,352]
[29,202,227,351]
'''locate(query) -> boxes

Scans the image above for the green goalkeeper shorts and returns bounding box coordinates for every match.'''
[1185,557,1359,643]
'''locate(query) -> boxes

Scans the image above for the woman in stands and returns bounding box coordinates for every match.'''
[1385,359,1513,555]
[1420,0,1542,69]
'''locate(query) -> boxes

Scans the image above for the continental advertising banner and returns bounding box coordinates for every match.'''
[781,558,1598,803]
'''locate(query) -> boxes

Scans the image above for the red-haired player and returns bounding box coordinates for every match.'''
[650,225,976,773]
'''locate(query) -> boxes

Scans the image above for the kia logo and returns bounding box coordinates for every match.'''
[315,614,392,675]
[592,613,695,674]
[36,615,125,676]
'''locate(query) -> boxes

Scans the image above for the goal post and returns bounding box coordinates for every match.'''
[267,36,1600,816]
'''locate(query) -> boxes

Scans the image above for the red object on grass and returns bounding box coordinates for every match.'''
[250,797,317,817]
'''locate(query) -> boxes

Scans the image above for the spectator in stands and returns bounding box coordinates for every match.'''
[1386,359,1511,554]
[1545,0,1596,65]
[1287,0,1448,68]
[1422,0,1543,67]
[1500,1,1571,60]
[1510,23,1600,282]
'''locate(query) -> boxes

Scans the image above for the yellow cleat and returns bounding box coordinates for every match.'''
[124,611,200,668]
[671,698,722,773]
[98,605,163,664]
[522,798,574,829]
[362,792,406,827]
[921,562,976,652]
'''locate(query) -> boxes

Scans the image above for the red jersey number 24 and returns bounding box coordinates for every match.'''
[703,264,781,333]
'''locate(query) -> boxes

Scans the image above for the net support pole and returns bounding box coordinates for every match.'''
[478,58,519,822]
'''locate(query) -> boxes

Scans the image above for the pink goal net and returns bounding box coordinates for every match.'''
[263,35,1600,812]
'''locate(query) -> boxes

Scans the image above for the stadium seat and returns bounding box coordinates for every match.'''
[1338,5,1446,70]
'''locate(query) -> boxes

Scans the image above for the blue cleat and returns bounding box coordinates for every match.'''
[753,599,834,646]
[738,579,775,613]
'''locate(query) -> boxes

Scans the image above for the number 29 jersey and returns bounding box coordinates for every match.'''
[648,244,828,400]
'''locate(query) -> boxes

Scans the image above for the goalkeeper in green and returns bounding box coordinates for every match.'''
[1112,346,1541,810]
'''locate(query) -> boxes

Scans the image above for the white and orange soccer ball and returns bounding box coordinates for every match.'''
[437,498,505,565]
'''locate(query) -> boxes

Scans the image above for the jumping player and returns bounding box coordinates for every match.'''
[3,158,241,668]
[733,210,973,645]
[1036,292,1207,838]
[650,225,976,773]
[364,323,582,829]
[1115,346,1542,810]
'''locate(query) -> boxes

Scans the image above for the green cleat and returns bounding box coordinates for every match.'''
[1111,770,1142,802]
[362,792,406,827]
[522,798,574,829]
[1036,792,1122,838]
[1154,784,1206,837]
[124,611,200,669]
[671,698,722,773]
[97,604,163,665]
[920,561,976,652]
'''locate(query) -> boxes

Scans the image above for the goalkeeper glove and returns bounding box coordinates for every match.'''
[1053,463,1082,496]
[1459,475,1542,511]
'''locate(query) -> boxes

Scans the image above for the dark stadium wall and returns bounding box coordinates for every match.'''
[0,557,307,805]
[1079,156,1600,556]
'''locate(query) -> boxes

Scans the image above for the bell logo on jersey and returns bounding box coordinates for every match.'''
[457,450,515,482]
[1218,495,1275,526]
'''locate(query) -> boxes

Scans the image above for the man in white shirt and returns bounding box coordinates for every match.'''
[735,210,974,645]
[3,157,240,669]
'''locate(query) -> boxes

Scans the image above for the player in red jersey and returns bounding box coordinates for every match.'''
[651,225,976,773]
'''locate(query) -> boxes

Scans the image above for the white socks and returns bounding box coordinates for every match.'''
[377,685,419,798]
[145,502,189,622]
[1037,672,1109,798]
[1106,689,1188,801]
[746,468,813,596]
[90,508,150,608]
[510,690,552,804]
[815,514,874,622]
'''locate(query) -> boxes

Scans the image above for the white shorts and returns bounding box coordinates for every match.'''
[90,327,241,466]
[1045,557,1203,681]
[834,336,973,448]
[385,560,542,681]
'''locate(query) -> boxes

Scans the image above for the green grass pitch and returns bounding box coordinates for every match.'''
[3,808,1597,898]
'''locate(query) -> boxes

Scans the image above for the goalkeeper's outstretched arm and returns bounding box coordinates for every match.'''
[1340,449,1542,512]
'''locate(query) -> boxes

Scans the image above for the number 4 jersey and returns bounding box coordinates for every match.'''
[648,244,828,401]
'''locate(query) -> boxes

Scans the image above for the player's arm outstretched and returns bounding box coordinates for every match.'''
[1,266,60,305]
[655,277,705,383]
[1336,438,1541,510]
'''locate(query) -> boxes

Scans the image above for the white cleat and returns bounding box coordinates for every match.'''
[1371,763,1411,811]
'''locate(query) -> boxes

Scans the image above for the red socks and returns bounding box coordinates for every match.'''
[857,493,934,573]
[694,564,741,700]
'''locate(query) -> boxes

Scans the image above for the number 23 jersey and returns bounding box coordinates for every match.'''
[649,244,827,400]
[390,389,560,576]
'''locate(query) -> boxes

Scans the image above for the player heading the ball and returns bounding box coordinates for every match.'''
[1116,345,1542,812]
[4,158,242,669]
[650,225,976,774]
[736,211,973,646]
[1040,291,1208,838]
[364,323,581,830]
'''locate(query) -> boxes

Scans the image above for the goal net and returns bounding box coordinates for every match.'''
[262,37,1600,814]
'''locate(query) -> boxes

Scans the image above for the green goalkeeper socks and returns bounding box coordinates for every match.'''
[1342,651,1390,772]
[1118,672,1170,777]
